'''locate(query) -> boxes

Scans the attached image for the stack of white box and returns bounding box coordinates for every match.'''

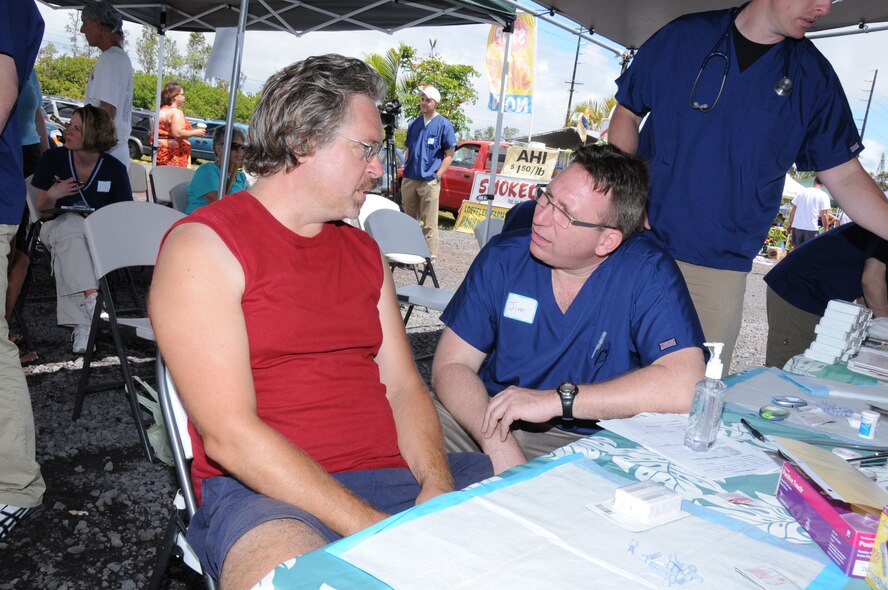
[803,300,872,364]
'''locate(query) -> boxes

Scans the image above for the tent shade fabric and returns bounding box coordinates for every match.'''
[527,0,888,49]
[39,0,515,34]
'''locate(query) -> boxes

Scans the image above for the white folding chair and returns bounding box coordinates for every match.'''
[357,193,400,229]
[74,202,186,462]
[148,354,217,590]
[128,162,151,201]
[474,217,505,249]
[363,209,454,327]
[170,181,190,213]
[149,166,195,206]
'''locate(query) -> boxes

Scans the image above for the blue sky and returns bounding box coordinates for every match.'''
[36,2,888,173]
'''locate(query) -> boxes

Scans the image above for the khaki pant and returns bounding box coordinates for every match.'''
[401,177,440,258]
[676,261,748,376]
[433,396,586,460]
[40,213,98,327]
[0,223,45,507]
[765,286,820,369]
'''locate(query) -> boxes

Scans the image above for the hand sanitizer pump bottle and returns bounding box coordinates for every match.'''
[684,342,727,452]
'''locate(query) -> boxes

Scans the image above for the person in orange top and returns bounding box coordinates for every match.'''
[156,81,204,167]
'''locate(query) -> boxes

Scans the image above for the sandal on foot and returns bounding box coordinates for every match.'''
[0,504,36,540]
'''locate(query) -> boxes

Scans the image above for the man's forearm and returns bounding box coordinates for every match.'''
[606,105,642,155]
[823,160,888,242]
[863,258,888,317]
[388,383,453,493]
[0,55,19,133]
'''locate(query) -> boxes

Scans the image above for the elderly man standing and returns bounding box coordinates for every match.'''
[149,55,491,589]
[80,0,132,165]
[401,84,456,258]
[609,0,888,374]
[432,144,705,475]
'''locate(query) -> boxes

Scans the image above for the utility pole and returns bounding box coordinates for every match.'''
[564,35,583,124]
[861,69,878,141]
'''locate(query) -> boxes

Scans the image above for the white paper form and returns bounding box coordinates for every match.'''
[726,368,888,447]
[333,461,830,590]
[598,413,781,479]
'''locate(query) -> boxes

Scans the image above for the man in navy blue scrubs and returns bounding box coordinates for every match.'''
[609,0,888,374]
[432,144,706,474]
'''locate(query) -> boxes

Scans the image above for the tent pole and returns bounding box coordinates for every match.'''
[217,0,249,199]
[485,24,513,244]
[151,7,167,169]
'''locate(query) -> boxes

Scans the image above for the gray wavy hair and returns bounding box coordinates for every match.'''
[244,54,385,177]
[212,125,247,152]
[81,1,125,41]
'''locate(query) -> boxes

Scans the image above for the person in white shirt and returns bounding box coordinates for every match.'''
[787,177,831,248]
[80,1,133,166]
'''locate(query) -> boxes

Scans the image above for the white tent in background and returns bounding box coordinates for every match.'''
[782,174,806,199]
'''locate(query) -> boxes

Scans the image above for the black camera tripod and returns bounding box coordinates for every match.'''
[381,122,401,207]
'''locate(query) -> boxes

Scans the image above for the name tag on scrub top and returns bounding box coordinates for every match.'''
[504,293,537,324]
[97,180,111,192]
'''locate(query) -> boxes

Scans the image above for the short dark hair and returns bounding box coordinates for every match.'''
[244,54,385,176]
[570,144,649,237]
[73,104,117,153]
[161,82,183,107]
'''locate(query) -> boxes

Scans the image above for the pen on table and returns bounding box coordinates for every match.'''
[740,418,768,443]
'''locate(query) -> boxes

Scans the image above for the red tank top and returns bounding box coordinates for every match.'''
[168,192,407,498]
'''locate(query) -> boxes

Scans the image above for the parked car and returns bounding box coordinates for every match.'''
[45,120,64,147]
[43,95,83,124]
[188,118,249,163]
[129,109,155,160]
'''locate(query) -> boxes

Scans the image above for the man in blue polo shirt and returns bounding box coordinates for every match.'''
[432,144,706,474]
[401,85,456,259]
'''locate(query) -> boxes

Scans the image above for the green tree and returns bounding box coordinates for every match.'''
[135,27,184,76]
[65,12,97,58]
[400,52,479,135]
[872,153,888,190]
[184,32,211,83]
[365,43,415,106]
[473,125,520,141]
[35,50,96,99]
[565,97,616,128]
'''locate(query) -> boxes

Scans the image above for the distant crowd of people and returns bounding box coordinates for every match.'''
[4,2,888,589]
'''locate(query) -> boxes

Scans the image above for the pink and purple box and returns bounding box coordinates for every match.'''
[776,462,880,579]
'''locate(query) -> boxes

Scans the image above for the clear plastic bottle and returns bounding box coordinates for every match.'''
[684,342,727,452]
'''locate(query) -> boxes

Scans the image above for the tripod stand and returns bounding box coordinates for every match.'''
[381,123,401,207]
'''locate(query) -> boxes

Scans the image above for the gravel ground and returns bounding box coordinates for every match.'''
[1,214,773,589]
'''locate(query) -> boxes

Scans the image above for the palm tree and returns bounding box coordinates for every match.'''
[365,43,415,105]
[564,96,616,129]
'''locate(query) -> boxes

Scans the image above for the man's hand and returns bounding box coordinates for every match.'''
[415,482,451,506]
[482,386,561,442]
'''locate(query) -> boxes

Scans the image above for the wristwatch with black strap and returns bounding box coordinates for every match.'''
[557,382,578,421]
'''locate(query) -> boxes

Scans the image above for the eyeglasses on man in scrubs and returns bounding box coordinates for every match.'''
[534,186,618,230]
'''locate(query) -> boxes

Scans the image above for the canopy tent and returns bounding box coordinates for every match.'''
[38,0,516,198]
[513,0,888,50]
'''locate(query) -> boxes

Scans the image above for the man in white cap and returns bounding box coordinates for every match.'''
[80,0,133,165]
[401,84,456,258]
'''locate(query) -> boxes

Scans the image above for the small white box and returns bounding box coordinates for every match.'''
[612,481,683,524]
[810,339,847,357]
[804,347,838,364]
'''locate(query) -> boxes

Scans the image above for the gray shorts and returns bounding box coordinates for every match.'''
[187,452,493,579]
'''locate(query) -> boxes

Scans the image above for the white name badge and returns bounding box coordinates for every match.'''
[427,138,435,146]
[503,292,537,324]
[97,180,111,192]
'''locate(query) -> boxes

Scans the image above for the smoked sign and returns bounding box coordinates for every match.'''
[469,171,541,208]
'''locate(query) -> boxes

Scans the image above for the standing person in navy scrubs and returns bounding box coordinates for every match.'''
[609,0,888,375]
[401,85,456,259]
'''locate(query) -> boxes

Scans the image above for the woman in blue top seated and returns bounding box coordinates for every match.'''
[185,125,249,214]
[32,104,132,354]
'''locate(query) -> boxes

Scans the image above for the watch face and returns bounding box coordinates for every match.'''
[558,382,578,397]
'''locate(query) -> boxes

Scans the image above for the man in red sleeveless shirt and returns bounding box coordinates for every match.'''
[149,55,492,589]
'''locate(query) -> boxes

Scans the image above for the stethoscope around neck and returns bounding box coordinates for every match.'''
[689,10,793,112]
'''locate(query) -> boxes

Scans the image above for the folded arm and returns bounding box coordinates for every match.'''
[863,257,888,318]
[482,347,704,440]
[606,105,643,156]
[431,328,527,474]
[149,223,387,537]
